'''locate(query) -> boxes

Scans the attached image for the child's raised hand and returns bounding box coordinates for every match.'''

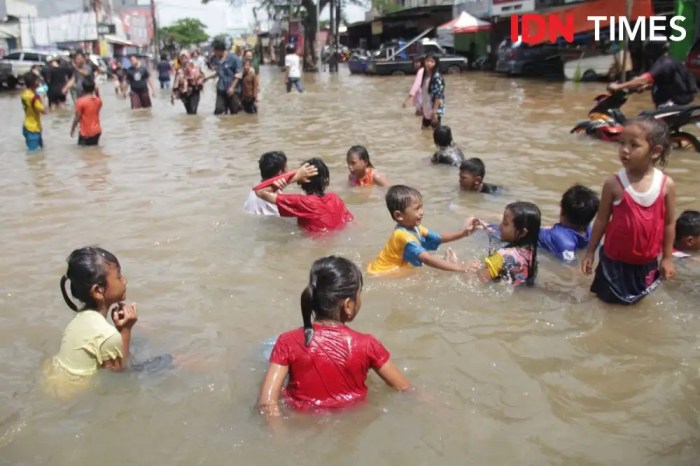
[112,303,138,331]
[272,178,288,191]
[296,163,318,183]
[463,216,484,236]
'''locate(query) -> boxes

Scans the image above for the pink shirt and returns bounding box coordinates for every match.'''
[409,68,424,107]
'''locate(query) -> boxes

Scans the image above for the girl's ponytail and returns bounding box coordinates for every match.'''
[300,281,315,346]
[60,275,79,311]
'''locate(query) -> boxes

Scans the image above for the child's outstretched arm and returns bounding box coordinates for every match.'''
[440,217,482,244]
[419,252,469,272]
[374,360,411,391]
[70,109,81,138]
[660,177,677,279]
[256,163,318,204]
[258,363,288,419]
[582,177,617,275]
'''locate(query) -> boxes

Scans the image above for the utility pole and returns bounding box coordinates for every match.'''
[329,0,337,72]
[619,0,632,81]
[151,0,159,58]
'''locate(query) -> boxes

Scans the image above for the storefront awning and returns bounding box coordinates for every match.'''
[103,35,134,46]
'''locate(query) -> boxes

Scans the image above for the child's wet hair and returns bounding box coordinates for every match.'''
[433,125,453,147]
[60,247,120,312]
[82,78,96,94]
[624,116,670,167]
[505,201,541,287]
[258,151,287,180]
[459,158,486,178]
[676,210,700,241]
[385,185,422,218]
[560,184,599,229]
[300,158,330,196]
[300,256,363,346]
[347,145,374,168]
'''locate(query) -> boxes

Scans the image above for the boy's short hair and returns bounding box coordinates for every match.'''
[82,78,96,93]
[212,39,227,51]
[258,151,287,180]
[459,158,486,178]
[560,184,600,229]
[676,210,700,239]
[23,72,37,88]
[385,185,422,217]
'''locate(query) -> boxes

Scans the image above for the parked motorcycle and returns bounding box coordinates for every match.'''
[571,90,700,152]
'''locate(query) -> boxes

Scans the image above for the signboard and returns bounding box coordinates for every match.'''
[120,7,153,46]
[371,20,383,35]
[491,0,535,17]
[97,23,116,35]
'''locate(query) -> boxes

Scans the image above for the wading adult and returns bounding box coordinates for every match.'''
[62,51,94,102]
[608,41,697,108]
[171,51,205,115]
[126,55,156,110]
[209,39,242,115]
[46,57,71,110]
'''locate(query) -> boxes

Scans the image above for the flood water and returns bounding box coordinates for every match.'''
[1,66,699,465]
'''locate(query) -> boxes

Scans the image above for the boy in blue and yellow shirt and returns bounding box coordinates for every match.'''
[21,72,45,151]
[367,185,480,275]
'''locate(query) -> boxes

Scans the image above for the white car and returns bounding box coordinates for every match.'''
[1,49,69,87]
[564,51,625,81]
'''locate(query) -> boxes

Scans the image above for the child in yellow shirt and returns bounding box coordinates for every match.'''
[367,185,480,275]
[21,72,46,151]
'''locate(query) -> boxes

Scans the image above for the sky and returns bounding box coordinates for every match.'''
[156,0,369,36]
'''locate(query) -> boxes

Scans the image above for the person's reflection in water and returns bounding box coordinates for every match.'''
[78,148,111,194]
[26,152,54,196]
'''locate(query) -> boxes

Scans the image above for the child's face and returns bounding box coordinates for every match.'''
[425,57,436,71]
[93,262,127,307]
[347,154,367,176]
[459,170,482,191]
[618,124,659,172]
[244,62,251,72]
[394,198,423,228]
[499,208,523,243]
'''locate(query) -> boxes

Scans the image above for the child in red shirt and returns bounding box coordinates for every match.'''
[257,256,410,417]
[256,158,354,234]
[582,117,676,304]
[70,79,102,146]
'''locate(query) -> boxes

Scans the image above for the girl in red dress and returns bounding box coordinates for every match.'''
[257,256,410,418]
[581,117,677,304]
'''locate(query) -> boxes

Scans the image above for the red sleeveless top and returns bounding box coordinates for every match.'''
[603,168,666,265]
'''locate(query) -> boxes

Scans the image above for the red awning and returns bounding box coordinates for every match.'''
[525,0,654,46]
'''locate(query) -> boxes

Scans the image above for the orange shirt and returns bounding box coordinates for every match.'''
[349,167,375,187]
[75,95,102,137]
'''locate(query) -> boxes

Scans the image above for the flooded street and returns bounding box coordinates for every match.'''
[1,66,700,465]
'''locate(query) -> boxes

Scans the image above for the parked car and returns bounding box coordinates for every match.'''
[0,61,13,88]
[686,38,700,84]
[496,37,564,77]
[564,52,615,81]
[363,38,467,76]
[1,49,68,88]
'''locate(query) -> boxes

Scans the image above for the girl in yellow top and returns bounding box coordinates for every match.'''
[44,247,137,399]
[367,185,480,275]
[347,145,389,187]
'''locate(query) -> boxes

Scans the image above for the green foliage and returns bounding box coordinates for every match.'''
[372,0,401,14]
[160,18,209,48]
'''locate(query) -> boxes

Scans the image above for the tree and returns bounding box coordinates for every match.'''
[159,18,209,49]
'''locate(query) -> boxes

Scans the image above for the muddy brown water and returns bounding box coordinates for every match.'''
[1,66,699,465]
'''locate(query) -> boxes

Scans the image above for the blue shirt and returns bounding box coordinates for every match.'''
[212,53,241,92]
[538,224,591,262]
[401,226,442,266]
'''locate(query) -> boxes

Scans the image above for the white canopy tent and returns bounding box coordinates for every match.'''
[437,11,492,49]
